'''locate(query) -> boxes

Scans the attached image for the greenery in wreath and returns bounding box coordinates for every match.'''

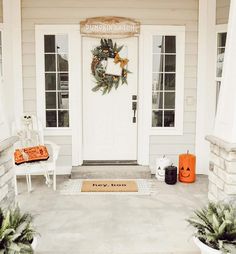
[91,38,131,94]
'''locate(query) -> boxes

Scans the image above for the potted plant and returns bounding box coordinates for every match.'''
[187,202,236,254]
[0,206,38,253]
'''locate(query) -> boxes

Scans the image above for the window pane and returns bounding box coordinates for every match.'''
[153,54,164,72]
[216,81,221,111]
[45,54,56,71]
[165,74,175,90]
[153,36,164,54]
[216,48,225,78]
[58,92,69,109]
[152,110,163,127]
[56,35,68,53]
[57,54,68,72]
[217,47,225,56]
[164,92,175,109]
[152,92,163,109]
[152,73,163,91]
[217,33,227,48]
[58,73,69,90]
[165,36,176,53]
[46,111,57,127]
[165,55,176,72]
[45,73,56,90]
[44,35,55,53]
[164,111,175,127]
[58,111,69,127]
[46,92,56,109]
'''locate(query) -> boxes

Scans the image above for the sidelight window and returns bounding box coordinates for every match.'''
[215,29,227,110]
[152,35,176,127]
[44,34,69,128]
[144,27,185,135]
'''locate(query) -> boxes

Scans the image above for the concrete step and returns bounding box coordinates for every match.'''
[71,165,152,179]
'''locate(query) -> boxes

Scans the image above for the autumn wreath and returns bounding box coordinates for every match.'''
[91,38,131,94]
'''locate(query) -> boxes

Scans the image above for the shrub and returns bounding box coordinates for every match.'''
[187,202,236,253]
[0,206,37,253]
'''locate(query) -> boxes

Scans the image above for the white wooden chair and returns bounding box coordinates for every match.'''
[13,115,60,195]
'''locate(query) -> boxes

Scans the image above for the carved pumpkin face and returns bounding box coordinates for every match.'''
[180,166,191,179]
[157,166,165,176]
[156,157,171,181]
[179,153,196,183]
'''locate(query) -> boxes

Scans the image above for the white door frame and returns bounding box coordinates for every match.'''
[72,28,150,166]
[73,25,185,166]
[34,24,149,167]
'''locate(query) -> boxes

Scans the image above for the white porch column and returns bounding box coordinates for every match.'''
[214,0,236,142]
[2,0,23,126]
[206,0,236,201]
[195,0,216,174]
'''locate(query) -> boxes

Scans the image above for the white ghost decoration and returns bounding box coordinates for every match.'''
[155,156,171,181]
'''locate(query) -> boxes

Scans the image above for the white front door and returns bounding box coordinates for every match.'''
[82,37,138,161]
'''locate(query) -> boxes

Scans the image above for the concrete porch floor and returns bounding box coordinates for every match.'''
[16,174,208,254]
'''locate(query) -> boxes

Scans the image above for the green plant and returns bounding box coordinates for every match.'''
[187,202,236,253]
[91,38,131,94]
[0,206,37,253]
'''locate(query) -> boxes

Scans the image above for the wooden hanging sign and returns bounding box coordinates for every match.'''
[80,16,140,38]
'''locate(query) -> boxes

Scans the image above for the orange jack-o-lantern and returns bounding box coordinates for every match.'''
[179,151,196,183]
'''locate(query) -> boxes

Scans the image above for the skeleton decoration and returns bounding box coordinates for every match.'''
[155,156,171,181]
[17,115,40,147]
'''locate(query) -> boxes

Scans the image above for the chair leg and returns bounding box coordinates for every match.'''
[26,175,29,191]
[26,175,32,193]
[28,175,32,192]
[53,170,56,191]
[14,175,18,196]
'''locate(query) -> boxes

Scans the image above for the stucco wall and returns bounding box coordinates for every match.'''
[21,0,199,171]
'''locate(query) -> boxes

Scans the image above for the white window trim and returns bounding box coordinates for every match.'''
[35,25,79,136]
[140,25,185,136]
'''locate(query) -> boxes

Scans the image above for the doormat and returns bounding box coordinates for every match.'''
[60,179,152,195]
[81,180,138,192]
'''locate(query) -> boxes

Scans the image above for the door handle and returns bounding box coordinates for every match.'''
[132,96,137,123]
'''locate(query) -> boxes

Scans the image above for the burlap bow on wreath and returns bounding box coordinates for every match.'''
[91,38,131,94]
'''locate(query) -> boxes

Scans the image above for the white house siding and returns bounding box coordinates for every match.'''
[216,0,230,24]
[44,136,72,172]
[21,0,198,171]
[0,1,2,23]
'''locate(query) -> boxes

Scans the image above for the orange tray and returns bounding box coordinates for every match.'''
[14,145,49,165]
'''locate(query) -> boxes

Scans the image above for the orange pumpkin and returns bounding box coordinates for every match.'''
[179,151,196,183]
